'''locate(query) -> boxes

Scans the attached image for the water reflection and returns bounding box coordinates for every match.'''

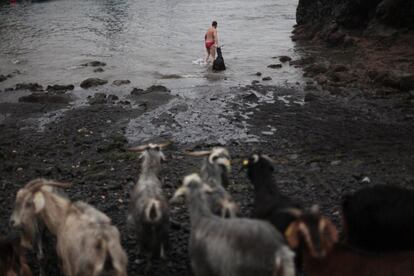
[0,0,302,89]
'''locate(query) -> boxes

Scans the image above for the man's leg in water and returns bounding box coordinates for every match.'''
[211,45,216,61]
[205,47,210,63]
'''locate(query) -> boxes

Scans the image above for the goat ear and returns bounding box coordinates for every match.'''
[202,183,214,193]
[128,145,149,152]
[323,218,339,244]
[33,192,45,213]
[285,221,301,248]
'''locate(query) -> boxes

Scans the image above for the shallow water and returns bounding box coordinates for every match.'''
[0,0,302,90]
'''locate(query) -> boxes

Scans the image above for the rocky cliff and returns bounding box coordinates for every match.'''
[294,0,413,43]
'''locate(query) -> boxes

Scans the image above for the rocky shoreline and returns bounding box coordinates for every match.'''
[0,2,413,274]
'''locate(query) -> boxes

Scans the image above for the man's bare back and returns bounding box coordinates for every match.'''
[205,21,218,63]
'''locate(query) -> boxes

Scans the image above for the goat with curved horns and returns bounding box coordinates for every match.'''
[171,173,295,276]
[186,147,238,218]
[10,179,128,276]
[285,206,414,276]
[127,142,170,261]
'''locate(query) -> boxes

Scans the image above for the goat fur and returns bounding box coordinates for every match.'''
[342,185,414,251]
[286,208,414,276]
[244,153,301,233]
[10,179,127,276]
[174,174,295,276]
[128,146,170,258]
[0,232,32,276]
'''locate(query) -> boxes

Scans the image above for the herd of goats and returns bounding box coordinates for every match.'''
[1,142,414,276]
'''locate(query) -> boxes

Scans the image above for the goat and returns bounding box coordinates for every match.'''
[10,179,128,276]
[341,185,414,251]
[186,147,238,218]
[12,186,67,276]
[171,173,296,276]
[0,232,32,276]
[243,153,301,234]
[127,142,170,260]
[285,206,414,276]
[213,46,226,71]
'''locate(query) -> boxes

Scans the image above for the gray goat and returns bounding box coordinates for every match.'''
[186,147,238,218]
[127,142,170,260]
[171,173,296,276]
[10,179,128,276]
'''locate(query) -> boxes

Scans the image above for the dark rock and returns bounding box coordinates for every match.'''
[289,57,316,67]
[83,61,106,67]
[5,87,14,92]
[88,93,107,105]
[118,100,131,105]
[304,92,320,102]
[107,94,119,102]
[146,85,169,93]
[251,80,260,85]
[46,84,75,92]
[94,67,104,73]
[279,56,292,63]
[15,83,43,92]
[327,31,345,47]
[303,63,329,77]
[0,75,7,82]
[112,80,131,86]
[130,88,145,96]
[305,85,318,91]
[330,71,352,83]
[18,93,70,104]
[331,64,349,72]
[80,78,108,89]
[267,64,282,69]
[243,93,259,102]
[256,72,262,76]
[262,77,272,81]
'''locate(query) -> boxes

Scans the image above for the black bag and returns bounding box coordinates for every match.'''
[213,47,226,71]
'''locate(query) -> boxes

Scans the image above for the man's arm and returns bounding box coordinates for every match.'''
[214,29,218,46]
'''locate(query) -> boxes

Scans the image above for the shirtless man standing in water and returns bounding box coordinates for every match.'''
[205,21,218,63]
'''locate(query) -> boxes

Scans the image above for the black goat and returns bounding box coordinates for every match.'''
[128,142,170,260]
[171,174,295,276]
[243,153,301,233]
[213,47,226,71]
[342,185,414,251]
[285,206,414,276]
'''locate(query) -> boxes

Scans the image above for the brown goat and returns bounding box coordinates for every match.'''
[10,179,127,276]
[285,206,414,276]
[0,232,32,276]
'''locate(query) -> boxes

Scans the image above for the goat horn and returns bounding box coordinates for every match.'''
[157,141,172,149]
[279,208,303,218]
[261,154,278,164]
[185,150,212,157]
[128,145,150,152]
[27,179,72,191]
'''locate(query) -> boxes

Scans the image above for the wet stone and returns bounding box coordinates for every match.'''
[46,84,74,92]
[146,85,169,93]
[130,88,145,96]
[83,61,106,67]
[112,80,131,86]
[268,64,282,69]
[279,56,292,63]
[80,78,108,89]
[15,83,43,92]
[256,72,262,76]
[94,67,104,73]
[262,77,272,81]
